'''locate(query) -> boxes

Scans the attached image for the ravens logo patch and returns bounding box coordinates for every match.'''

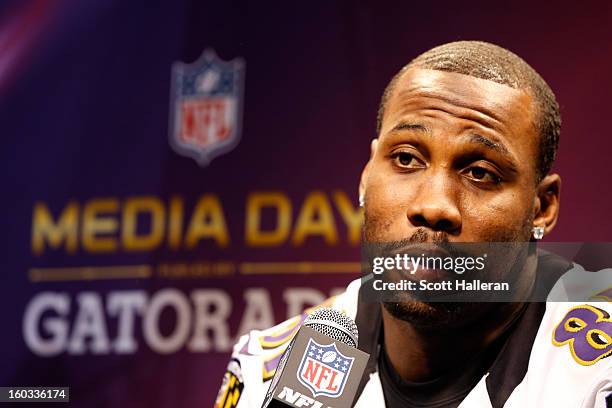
[214,359,244,408]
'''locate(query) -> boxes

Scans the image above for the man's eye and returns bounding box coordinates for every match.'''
[392,152,423,168]
[464,166,501,184]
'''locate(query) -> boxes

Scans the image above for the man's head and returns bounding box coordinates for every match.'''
[360,41,562,327]
[377,41,560,182]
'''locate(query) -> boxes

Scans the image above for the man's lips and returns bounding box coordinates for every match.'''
[399,266,451,282]
[388,244,452,259]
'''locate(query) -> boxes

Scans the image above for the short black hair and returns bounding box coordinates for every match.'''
[376,41,560,181]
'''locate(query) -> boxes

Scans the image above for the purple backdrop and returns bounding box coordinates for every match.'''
[1,1,611,406]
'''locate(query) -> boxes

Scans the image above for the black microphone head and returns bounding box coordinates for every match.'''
[303,307,359,348]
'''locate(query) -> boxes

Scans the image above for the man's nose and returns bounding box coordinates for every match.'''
[407,172,462,235]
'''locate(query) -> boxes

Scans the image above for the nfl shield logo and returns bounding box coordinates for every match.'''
[169,49,245,166]
[297,339,354,398]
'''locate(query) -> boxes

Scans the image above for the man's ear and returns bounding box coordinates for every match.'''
[359,139,378,200]
[533,173,561,236]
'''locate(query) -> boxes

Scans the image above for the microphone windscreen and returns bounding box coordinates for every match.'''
[303,308,359,348]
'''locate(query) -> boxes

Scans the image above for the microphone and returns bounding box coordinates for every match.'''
[262,308,370,408]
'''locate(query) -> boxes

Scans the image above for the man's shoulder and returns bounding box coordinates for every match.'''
[232,279,362,365]
[541,301,612,368]
[213,279,363,408]
[507,300,612,406]
[538,263,612,372]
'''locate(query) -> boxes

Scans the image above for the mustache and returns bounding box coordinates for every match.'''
[408,228,448,244]
[378,228,472,258]
[382,228,448,249]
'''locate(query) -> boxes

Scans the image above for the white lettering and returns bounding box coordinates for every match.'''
[68,292,110,354]
[188,289,232,352]
[143,289,191,354]
[236,288,275,338]
[21,287,340,355]
[23,292,69,356]
[278,386,301,404]
[107,291,147,353]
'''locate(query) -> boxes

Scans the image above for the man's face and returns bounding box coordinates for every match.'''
[362,68,542,326]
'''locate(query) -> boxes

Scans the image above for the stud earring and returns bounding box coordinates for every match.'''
[532,226,544,240]
[358,194,365,207]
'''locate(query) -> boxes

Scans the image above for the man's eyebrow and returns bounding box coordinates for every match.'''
[388,124,518,166]
[468,134,514,160]
[389,122,429,134]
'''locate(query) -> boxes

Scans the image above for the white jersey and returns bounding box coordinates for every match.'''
[214,254,612,408]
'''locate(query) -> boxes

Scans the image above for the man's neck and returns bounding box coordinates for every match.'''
[381,252,538,382]
[381,301,526,382]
